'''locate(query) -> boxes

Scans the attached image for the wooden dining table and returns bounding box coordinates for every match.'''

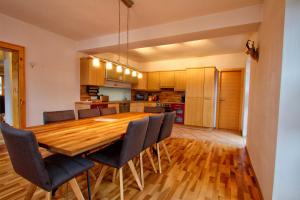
[27,112,153,156]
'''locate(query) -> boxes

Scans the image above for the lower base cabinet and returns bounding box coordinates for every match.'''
[184,97,203,126]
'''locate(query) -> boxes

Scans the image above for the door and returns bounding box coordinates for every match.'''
[185,97,203,126]
[217,71,242,131]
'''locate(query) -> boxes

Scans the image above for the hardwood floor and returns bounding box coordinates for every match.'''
[0,125,261,200]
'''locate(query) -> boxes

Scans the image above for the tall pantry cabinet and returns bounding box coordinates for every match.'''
[184,67,217,127]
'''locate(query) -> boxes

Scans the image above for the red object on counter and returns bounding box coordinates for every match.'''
[171,103,185,124]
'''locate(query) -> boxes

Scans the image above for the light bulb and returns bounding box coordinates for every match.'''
[116,65,123,73]
[106,61,112,70]
[92,58,100,68]
[132,71,137,77]
[138,73,143,79]
[125,68,130,75]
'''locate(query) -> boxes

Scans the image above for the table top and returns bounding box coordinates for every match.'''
[27,112,152,156]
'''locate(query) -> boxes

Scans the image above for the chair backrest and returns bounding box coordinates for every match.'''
[157,111,176,142]
[78,108,100,119]
[43,110,75,124]
[144,106,165,113]
[119,117,149,166]
[0,123,51,190]
[142,114,164,150]
[100,107,117,116]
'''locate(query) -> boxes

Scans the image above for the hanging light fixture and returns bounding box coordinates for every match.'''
[125,68,131,75]
[138,72,143,79]
[116,65,123,73]
[106,61,113,70]
[132,71,137,77]
[92,57,100,68]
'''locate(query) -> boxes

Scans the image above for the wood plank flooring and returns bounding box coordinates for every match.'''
[0,125,262,200]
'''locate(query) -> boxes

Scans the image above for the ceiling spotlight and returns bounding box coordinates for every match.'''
[106,61,113,70]
[125,68,131,75]
[116,65,123,73]
[132,71,137,77]
[92,57,100,68]
[138,73,143,79]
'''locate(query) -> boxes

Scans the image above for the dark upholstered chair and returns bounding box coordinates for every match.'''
[88,117,149,200]
[78,108,100,119]
[100,107,117,116]
[156,111,176,173]
[139,114,164,186]
[144,106,165,113]
[0,123,94,200]
[43,110,75,124]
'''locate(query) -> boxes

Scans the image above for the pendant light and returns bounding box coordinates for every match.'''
[92,57,100,68]
[116,0,123,73]
[116,65,123,73]
[106,61,113,70]
[132,71,137,77]
[125,68,131,75]
[138,72,143,79]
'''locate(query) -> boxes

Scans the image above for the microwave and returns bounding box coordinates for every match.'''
[136,93,148,101]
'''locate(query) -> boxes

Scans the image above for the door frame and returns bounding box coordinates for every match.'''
[0,41,26,128]
[216,68,244,132]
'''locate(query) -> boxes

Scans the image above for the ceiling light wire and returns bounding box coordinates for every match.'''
[118,0,121,62]
[126,6,130,68]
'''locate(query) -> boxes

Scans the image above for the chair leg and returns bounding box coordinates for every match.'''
[45,191,52,200]
[24,184,37,200]
[128,160,143,190]
[69,178,85,200]
[145,148,157,173]
[112,168,117,183]
[162,141,171,163]
[92,165,108,198]
[156,143,162,173]
[119,167,124,200]
[89,169,97,180]
[139,152,144,188]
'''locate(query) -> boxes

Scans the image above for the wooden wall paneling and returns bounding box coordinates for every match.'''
[174,70,186,91]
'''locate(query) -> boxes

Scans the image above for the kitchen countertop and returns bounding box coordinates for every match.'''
[75,101,185,105]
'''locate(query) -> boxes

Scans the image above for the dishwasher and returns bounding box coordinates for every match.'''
[119,102,130,113]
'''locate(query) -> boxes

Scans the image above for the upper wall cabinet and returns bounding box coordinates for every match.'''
[159,71,174,88]
[147,72,160,91]
[174,70,186,91]
[186,68,205,98]
[80,58,105,86]
[133,72,147,90]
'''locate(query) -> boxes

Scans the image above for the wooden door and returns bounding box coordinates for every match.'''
[217,71,242,131]
[174,70,186,91]
[147,72,160,91]
[159,71,174,88]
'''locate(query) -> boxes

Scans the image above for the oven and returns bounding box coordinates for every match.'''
[171,103,185,124]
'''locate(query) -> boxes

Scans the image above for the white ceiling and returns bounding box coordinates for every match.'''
[109,34,251,63]
[0,0,262,40]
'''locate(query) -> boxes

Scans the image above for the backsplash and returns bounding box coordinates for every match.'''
[131,89,185,103]
[98,87,131,101]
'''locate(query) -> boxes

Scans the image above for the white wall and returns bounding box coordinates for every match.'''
[246,0,285,199]
[273,0,300,199]
[0,13,79,126]
[3,52,12,124]
[141,53,247,71]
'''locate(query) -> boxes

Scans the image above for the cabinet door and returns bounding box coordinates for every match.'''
[133,73,147,90]
[186,68,204,97]
[159,71,174,88]
[136,103,144,112]
[174,70,186,91]
[203,99,214,127]
[184,97,203,126]
[80,58,105,86]
[108,103,119,113]
[204,68,216,99]
[106,64,124,82]
[147,72,160,91]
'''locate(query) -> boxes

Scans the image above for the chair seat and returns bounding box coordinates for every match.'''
[44,154,94,190]
[88,140,123,169]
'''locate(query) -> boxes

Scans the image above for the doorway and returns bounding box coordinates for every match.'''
[0,41,26,128]
[217,69,244,132]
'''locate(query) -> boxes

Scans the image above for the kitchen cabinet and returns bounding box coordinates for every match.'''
[174,70,186,91]
[130,102,144,112]
[108,103,119,113]
[186,68,205,97]
[185,67,216,127]
[106,64,124,82]
[133,72,147,90]
[147,72,160,91]
[159,71,174,88]
[184,97,203,126]
[80,58,105,86]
